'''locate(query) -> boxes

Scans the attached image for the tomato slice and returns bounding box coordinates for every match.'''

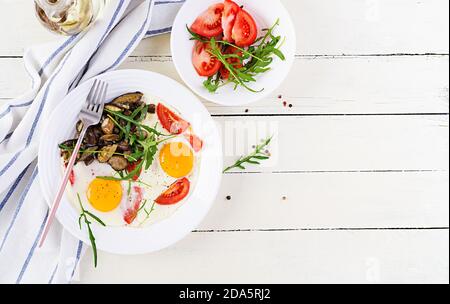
[65,163,75,185]
[222,0,240,42]
[185,133,203,152]
[126,159,142,181]
[123,186,143,225]
[157,103,190,135]
[191,3,224,38]
[219,46,243,80]
[192,41,222,77]
[232,9,258,47]
[155,178,190,205]
[69,169,75,186]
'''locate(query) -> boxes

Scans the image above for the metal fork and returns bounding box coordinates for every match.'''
[39,79,108,248]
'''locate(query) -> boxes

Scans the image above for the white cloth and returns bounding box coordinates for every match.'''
[0,0,184,284]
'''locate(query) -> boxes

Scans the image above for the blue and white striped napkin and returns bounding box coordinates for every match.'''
[0,0,184,284]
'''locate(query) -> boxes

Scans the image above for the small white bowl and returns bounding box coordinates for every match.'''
[171,0,296,106]
[38,70,223,255]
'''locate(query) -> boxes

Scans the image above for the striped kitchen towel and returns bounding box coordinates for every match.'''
[0,0,185,284]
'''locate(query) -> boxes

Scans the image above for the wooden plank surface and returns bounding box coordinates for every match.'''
[218,115,449,172]
[1,55,449,114]
[0,0,448,56]
[78,229,449,284]
[204,171,449,230]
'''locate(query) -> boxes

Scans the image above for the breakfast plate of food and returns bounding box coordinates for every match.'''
[38,70,222,257]
[171,0,296,105]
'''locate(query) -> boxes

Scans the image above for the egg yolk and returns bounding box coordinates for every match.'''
[159,142,194,178]
[87,178,123,212]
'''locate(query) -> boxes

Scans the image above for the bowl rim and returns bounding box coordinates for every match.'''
[170,0,297,106]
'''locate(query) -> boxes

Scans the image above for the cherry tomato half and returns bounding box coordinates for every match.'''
[192,41,222,77]
[126,159,143,181]
[191,3,224,38]
[185,133,204,153]
[232,9,258,47]
[155,178,190,205]
[219,46,243,80]
[157,103,190,135]
[222,0,241,42]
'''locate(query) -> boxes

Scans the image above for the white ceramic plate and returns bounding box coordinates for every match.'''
[38,70,223,255]
[171,0,296,106]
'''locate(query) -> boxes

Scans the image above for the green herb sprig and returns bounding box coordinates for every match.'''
[77,193,106,267]
[97,109,175,182]
[58,144,138,162]
[223,136,273,173]
[187,19,286,93]
[138,200,157,226]
[105,109,170,138]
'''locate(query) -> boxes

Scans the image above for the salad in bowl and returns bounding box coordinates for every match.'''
[171,0,296,105]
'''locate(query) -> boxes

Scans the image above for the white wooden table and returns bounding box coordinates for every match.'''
[0,0,448,284]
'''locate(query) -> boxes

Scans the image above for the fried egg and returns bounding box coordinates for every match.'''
[159,141,194,178]
[87,178,123,212]
[65,96,201,228]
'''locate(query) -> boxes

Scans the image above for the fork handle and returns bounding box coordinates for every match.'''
[39,123,88,248]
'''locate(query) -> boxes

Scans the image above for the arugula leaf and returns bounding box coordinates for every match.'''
[77,193,106,267]
[83,210,106,227]
[204,74,222,93]
[139,201,157,225]
[187,19,286,93]
[86,223,97,268]
[223,136,273,173]
[137,133,161,170]
[59,144,138,162]
[98,159,144,181]
[106,109,170,137]
[272,48,285,61]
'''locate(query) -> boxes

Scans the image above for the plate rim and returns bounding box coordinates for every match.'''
[38,69,223,255]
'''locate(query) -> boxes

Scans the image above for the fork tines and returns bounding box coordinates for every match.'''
[86,79,108,113]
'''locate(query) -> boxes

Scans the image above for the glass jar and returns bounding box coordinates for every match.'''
[34,0,103,35]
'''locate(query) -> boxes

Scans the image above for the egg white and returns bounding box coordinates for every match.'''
[65,98,201,228]
[66,161,130,226]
